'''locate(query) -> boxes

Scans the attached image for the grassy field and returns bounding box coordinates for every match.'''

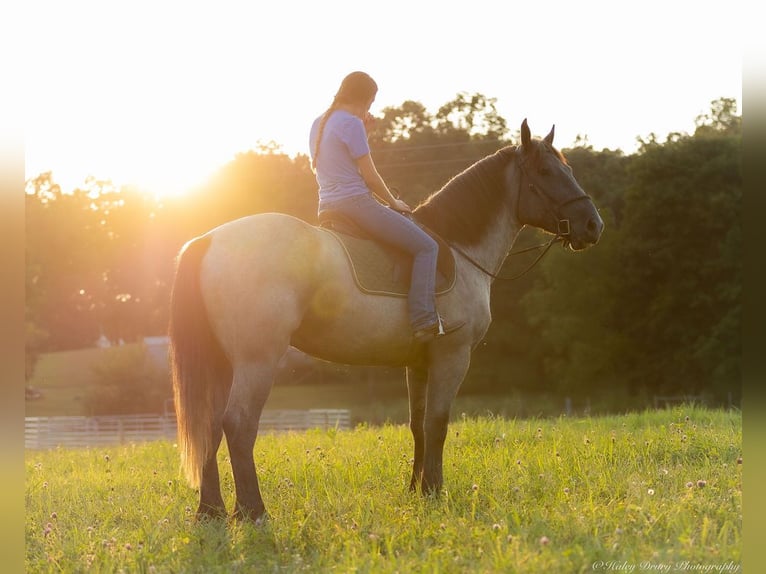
[25,406,741,573]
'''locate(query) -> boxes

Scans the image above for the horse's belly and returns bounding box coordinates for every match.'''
[290,295,415,366]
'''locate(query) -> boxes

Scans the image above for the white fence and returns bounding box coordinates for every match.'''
[25,409,351,450]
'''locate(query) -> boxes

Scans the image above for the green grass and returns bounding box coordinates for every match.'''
[25,406,741,573]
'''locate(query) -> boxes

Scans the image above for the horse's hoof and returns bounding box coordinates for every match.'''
[231,507,268,524]
[196,504,227,522]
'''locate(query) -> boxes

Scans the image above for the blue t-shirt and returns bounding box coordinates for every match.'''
[309,109,371,210]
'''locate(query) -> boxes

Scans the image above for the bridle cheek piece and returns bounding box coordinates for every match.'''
[523,170,594,241]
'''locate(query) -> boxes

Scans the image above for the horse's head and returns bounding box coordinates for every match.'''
[515,119,603,251]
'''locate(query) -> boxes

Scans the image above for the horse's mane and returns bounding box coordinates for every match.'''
[414,145,518,246]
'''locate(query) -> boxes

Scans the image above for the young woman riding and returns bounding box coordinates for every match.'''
[309,71,443,342]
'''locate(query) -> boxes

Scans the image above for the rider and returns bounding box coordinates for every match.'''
[309,71,443,342]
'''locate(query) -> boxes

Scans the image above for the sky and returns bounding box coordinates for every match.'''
[23,0,744,197]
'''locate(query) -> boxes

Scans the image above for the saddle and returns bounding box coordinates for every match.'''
[318,209,456,297]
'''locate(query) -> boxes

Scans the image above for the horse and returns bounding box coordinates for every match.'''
[168,119,604,521]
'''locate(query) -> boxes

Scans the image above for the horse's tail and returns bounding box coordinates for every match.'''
[168,234,232,488]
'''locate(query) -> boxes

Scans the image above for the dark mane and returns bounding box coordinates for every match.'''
[414,145,517,246]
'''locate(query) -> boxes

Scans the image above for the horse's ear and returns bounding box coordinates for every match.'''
[521,118,531,149]
[544,125,555,146]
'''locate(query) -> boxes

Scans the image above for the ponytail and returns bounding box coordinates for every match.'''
[312,101,338,172]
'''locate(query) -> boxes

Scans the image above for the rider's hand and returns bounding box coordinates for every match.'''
[363,112,376,134]
[391,198,412,213]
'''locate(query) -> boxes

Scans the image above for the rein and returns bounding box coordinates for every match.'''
[449,235,561,281]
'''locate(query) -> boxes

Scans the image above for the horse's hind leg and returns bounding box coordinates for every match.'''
[406,364,428,491]
[197,425,226,519]
[222,359,278,522]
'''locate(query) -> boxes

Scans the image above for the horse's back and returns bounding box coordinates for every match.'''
[198,214,326,352]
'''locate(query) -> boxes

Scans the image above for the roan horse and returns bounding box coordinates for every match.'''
[169,119,604,521]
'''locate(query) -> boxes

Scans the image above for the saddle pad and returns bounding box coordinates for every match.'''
[323,229,456,297]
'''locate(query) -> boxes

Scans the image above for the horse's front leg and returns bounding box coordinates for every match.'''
[406,364,428,491]
[421,345,472,495]
[222,360,276,522]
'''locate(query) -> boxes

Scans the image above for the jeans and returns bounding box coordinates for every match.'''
[323,193,439,330]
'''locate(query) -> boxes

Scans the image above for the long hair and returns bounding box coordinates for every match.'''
[312,71,378,171]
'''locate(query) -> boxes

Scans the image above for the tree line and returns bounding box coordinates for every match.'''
[25,95,741,405]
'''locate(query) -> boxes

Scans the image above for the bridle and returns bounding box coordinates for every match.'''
[450,148,595,281]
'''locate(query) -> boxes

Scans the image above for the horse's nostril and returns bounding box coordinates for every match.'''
[586,218,603,240]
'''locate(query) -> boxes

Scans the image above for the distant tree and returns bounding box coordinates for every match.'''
[616,113,741,399]
[434,92,508,140]
[694,97,740,136]
[197,149,318,225]
[523,99,741,403]
[85,344,171,415]
[372,92,512,204]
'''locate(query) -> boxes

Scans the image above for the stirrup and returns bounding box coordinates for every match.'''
[413,314,445,344]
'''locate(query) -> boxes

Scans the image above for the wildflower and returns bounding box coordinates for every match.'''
[506,534,513,543]
[696,480,707,488]
[540,536,550,546]
[563,487,570,494]
[42,482,48,489]
[737,457,743,465]
[615,527,623,535]
[647,489,655,495]
[104,455,110,462]
[167,480,173,487]
[43,523,53,537]
[686,482,694,488]
[471,484,479,492]
[440,523,447,530]
[492,523,501,532]
[125,543,133,551]
[50,512,57,520]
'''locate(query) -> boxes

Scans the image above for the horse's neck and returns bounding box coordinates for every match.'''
[459,208,522,279]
